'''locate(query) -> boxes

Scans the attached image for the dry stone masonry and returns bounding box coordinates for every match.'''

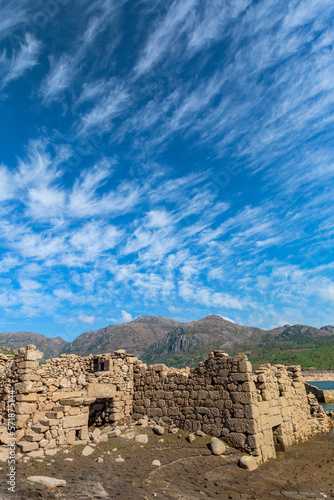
[0,346,331,464]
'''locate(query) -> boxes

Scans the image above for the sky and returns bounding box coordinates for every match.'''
[0,0,334,341]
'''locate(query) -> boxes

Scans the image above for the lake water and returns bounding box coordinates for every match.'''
[307,381,334,411]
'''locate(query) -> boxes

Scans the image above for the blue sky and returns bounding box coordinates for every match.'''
[0,0,334,341]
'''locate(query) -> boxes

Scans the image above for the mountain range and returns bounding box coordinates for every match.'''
[0,315,333,369]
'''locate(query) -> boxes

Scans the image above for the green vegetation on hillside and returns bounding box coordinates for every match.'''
[244,335,334,370]
[144,334,334,370]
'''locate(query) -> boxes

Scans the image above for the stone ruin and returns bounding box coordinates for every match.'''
[0,345,331,464]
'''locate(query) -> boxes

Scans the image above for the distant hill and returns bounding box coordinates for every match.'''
[320,325,334,333]
[0,316,333,369]
[0,332,68,360]
[63,316,182,358]
[143,314,264,367]
[142,318,334,370]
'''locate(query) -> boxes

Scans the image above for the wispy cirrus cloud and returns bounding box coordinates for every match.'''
[0,32,41,91]
[1,0,334,336]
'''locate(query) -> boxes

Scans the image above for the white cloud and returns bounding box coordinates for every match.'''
[40,54,75,105]
[319,284,334,303]
[78,315,95,324]
[0,33,41,90]
[120,310,133,322]
[76,81,129,135]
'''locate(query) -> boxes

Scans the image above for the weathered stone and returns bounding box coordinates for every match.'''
[152,425,164,435]
[108,429,121,438]
[87,384,116,398]
[135,434,148,444]
[224,432,246,448]
[27,476,66,488]
[17,441,38,453]
[91,428,101,440]
[238,455,258,471]
[187,433,196,443]
[82,445,95,456]
[28,449,44,458]
[26,433,44,442]
[16,402,37,415]
[210,437,226,456]
[62,414,88,429]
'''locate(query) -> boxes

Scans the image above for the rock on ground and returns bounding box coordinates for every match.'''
[135,434,148,444]
[238,455,258,471]
[82,445,95,456]
[108,429,121,438]
[152,425,165,435]
[210,437,226,456]
[187,433,196,443]
[27,476,66,488]
[152,460,161,467]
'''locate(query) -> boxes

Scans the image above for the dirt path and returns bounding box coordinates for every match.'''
[0,428,333,500]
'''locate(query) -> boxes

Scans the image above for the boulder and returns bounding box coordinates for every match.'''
[27,450,44,458]
[108,429,121,438]
[195,430,206,437]
[135,434,148,444]
[17,441,38,453]
[210,437,226,456]
[91,428,101,440]
[82,446,95,456]
[187,433,196,443]
[238,455,258,471]
[152,425,165,435]
[27,476,66,488]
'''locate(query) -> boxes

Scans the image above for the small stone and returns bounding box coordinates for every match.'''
[45,449,58,456]
[187,433,196,443]
[28,450,44,458]
[64,458,73,462]
[238,455,258,471]
[82,446,95,456]
[195,430,205,437]
[92,428,101,440]
[108,429,121,438]
[115,457,124,463]
[210,437,226,456]
[170,427,179,435]
[27,476,66,489]
[152,425,165,435]
[152,460,161,467]
[97,457,104,463]
[135,434,148,444]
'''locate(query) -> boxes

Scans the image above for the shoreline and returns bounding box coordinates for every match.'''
[302,370,334,382]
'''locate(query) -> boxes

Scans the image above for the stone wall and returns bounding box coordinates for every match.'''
[305,383,334,403]
[0,346,331,463]
[133,351,331,463]
[0,346,136,456]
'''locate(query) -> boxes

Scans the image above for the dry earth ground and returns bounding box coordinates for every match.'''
[0,427,333,500]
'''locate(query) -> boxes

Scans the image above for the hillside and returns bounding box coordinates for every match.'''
[143,314,264,366]
[0,332,68,360]
[64,316,182,358]
[0,316,333,370]
[143,318,334,370]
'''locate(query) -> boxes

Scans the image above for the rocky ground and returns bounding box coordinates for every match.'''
[0,422,333,500]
